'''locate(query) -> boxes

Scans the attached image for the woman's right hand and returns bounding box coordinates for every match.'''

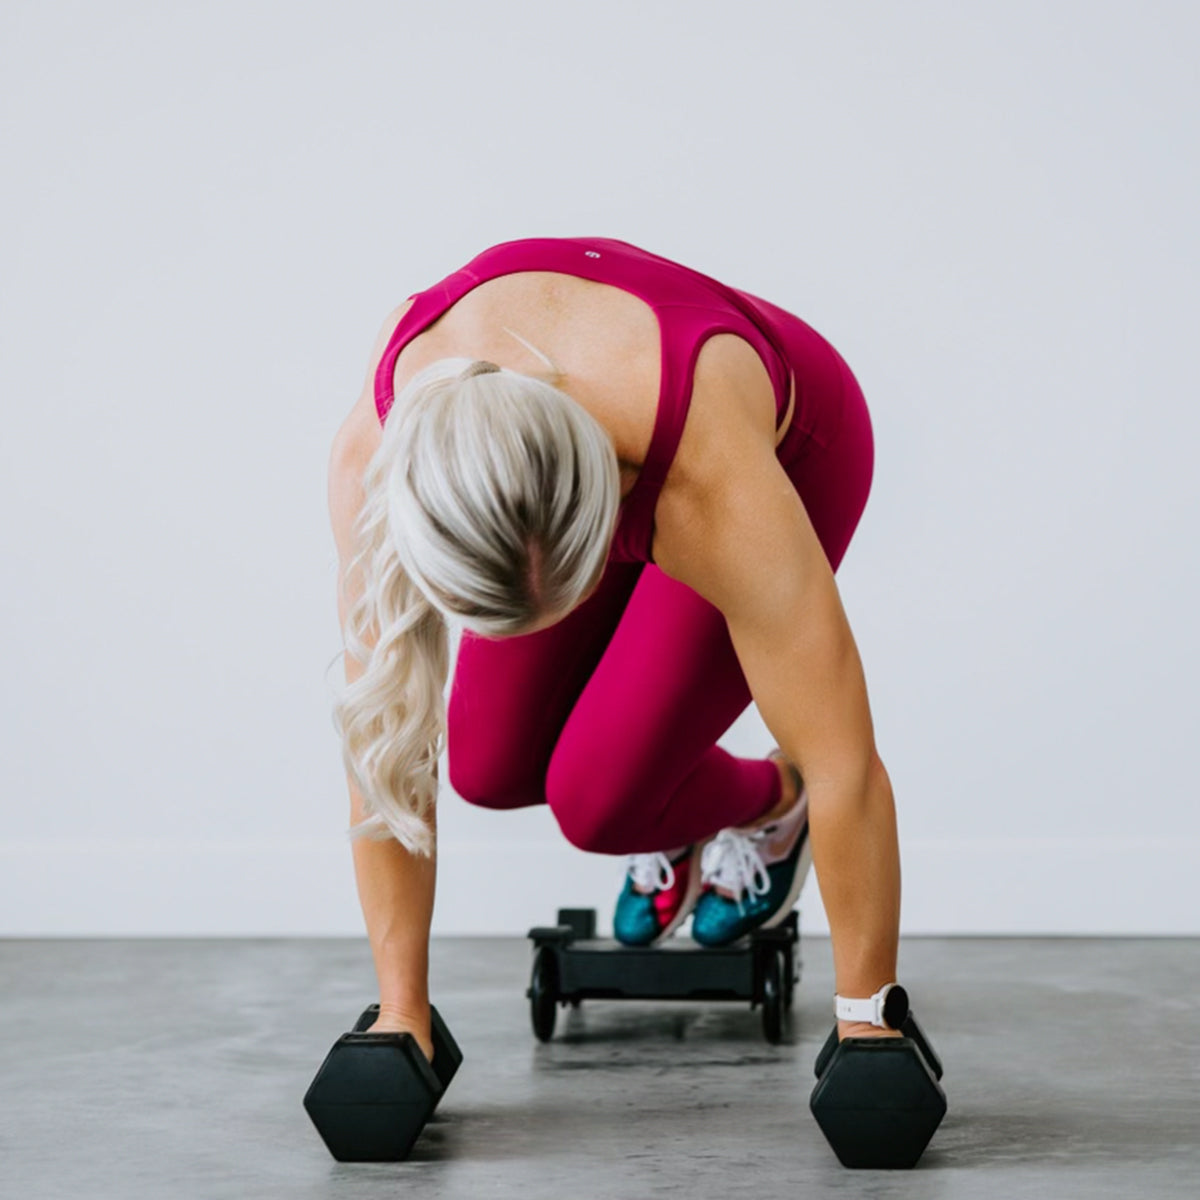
[366,1003,435,1066]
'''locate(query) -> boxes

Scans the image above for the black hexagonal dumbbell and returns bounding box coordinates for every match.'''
[303,1004,464,1162]
[809,1011,947,1169]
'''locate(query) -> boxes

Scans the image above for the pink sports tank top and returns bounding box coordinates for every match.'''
[374,235,796,564]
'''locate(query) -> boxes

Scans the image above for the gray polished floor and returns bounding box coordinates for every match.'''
[2,931,1197,1199]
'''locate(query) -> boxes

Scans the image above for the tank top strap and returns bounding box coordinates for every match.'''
[373,282,462,425]
[618,300,794,563]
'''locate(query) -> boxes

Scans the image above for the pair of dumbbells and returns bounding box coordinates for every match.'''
[303,1004,463,1162]
[809,1011,947,1168]
[304,1003,943,1168]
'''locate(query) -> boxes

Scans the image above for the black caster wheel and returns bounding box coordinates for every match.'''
[528,945,559,1041]
[782,949,796,1010]
[761,947,785,1044]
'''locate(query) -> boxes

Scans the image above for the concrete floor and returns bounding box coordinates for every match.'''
[1,932,1198,1200]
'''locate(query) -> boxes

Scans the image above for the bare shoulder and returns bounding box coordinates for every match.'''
[650,333,783,573]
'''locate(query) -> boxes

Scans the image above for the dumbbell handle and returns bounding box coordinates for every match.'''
[813,1009,943,1081]
[353,1003,464,1093]
[901,1011,942,1080]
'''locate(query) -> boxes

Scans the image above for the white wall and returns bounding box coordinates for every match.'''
[1,1,1195,936]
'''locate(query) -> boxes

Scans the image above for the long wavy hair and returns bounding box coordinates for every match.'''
[330,329,622,857]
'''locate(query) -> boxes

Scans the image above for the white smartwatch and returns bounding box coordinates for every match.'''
[835,982,910,1030]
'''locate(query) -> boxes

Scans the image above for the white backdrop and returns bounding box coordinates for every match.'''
[1,1,1195,936]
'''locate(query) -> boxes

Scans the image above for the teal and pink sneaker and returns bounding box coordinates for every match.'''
[690,758,811,947]
[613,842,706,946]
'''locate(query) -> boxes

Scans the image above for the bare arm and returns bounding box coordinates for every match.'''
[653,409,900,1041]
[327,302,435,1062]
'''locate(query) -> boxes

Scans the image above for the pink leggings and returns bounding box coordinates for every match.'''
[446,296,875,855]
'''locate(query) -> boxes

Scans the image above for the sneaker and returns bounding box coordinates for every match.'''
[612,842,706,946]
[690,755,811,947]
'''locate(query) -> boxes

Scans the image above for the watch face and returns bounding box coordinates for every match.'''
[882,984,910,1030]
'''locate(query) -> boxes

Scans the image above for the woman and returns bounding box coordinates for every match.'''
[327,236,901,1065]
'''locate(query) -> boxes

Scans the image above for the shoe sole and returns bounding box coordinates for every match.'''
[759,822,813,931]
[756,749,809,932]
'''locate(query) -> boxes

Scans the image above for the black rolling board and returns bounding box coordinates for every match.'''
[525,906,801,1043]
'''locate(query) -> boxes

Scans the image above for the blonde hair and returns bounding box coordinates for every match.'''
[330,331,622,857]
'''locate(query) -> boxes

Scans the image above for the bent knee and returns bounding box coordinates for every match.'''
[447,750,545,811]
[553,809,629,854]
[545,767,633,854]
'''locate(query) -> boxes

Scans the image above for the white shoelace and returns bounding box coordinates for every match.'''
[625,851,676,892]
[699,828,772,915]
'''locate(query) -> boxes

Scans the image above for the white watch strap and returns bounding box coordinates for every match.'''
[835,984,892,1026]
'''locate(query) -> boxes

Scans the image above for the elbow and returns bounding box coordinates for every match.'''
[866,745,892,795]
[803,746,892,815]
